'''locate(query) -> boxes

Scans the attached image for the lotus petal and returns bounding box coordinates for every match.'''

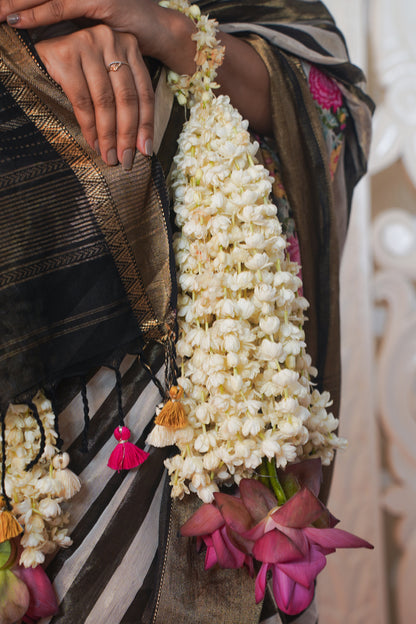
[255,562,269,603]
[311,506,339,529]
[204,545,218,570]
[13,564,58,619]
[211,526,246,569]
[280,458,322,497]
[314,544,336,556]
[271,489,323,528]
[304,527,374,550]
[272,566,314,615]
[214,492,253,533]
[241,518,268,542]
[252,529,303,564]
[180,503,224,536]
[278,545,326,588]
[271,525,309,555]
[239,479,277,523]
[245,554,255,578]
[227,527,255,555]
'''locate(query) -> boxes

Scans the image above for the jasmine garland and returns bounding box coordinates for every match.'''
[1,393,80,567]
[148,1,346,502]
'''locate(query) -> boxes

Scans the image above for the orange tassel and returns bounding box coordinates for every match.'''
[0,497,23,544]
[154,386,187,430]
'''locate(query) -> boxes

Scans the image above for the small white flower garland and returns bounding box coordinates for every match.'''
[149,1,346,503]
[1,393,80,567]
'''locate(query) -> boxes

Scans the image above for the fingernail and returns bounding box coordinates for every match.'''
[145,139,153,156]
[107,148,118,166]
[122,148,134,171]
[94,140,101,157]
[7,13,21,25]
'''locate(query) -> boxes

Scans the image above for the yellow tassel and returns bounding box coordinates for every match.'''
[154,386,187,430]
[0,497,23,544]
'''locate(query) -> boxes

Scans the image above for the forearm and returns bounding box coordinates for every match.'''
[143,6,273,135]
[216,32,272,136]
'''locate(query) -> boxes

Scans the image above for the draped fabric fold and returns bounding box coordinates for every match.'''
[0,26,178,407]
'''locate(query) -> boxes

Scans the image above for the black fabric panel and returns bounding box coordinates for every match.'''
[155,99,185,178]
[0,80,143,406]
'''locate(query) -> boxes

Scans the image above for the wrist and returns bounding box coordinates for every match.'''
[145,6,196,74]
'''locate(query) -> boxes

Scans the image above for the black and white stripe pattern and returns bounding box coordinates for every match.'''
[42,350,170,623]
[42,353,318,624]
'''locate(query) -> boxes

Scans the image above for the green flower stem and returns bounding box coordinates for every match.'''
[258,461,270,489]
[266,459,287,505]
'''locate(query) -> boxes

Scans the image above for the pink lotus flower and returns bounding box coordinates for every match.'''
[0,538,58,623]
[13,562,59,622]
[180,497,254,574]
[181,459,373,615]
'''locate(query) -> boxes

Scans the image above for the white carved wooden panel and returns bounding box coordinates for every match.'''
[369,0,416,186]
[317,1,416,623]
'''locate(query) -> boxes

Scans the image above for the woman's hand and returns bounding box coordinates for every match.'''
[0,0,197,72]
[35,24,154,167]
[2,0,272,134]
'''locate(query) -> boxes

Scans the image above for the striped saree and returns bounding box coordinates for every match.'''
[0,1,373,622]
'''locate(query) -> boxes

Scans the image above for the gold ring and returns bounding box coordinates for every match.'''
[106,61,130,73]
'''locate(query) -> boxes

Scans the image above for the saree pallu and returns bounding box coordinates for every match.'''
[0,25,179,410]
[0,1,373,622]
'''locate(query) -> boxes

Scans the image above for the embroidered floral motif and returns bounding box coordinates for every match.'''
[308,65,343,112]
[306,64,348,179]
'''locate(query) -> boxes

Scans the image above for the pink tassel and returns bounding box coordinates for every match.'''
[107,426,149,471]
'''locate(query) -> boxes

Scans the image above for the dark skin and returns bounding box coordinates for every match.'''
[0,0,272,166]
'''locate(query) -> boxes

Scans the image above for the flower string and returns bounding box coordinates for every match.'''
[0,392,79,567]
[159,0,225,106]
[149,1,347,503]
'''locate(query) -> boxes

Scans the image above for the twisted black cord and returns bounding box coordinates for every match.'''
[25,401,46,471]
[1,411,12,510]
[137,347,166,400]
[47,386,64,450]
[114,367,125,427]
[80,378,90,453]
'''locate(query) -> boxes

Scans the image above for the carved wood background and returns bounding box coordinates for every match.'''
[316,1,416,622]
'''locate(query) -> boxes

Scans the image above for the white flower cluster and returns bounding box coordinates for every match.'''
[1,392,80,567]
[150,94,346,503]
[150,0,346,503]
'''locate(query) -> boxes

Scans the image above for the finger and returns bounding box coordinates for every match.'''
[35,39,98,151]
[3,0,86,28]
[82,55,118,166]
[127,46,155,157]
[106,61,139,170]
[67,74,98,152]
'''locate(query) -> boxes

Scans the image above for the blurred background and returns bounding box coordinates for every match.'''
[316,1,416,623]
